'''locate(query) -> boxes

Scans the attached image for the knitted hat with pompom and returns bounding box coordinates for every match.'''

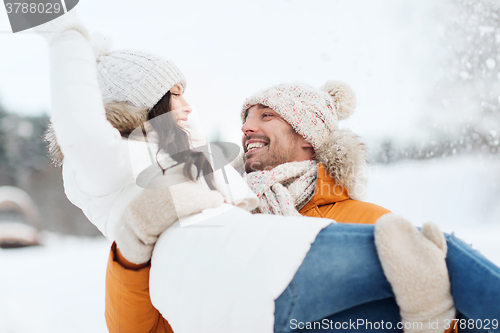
[241,81,367,200]
[241,81,356,150]
[91,33,186,109]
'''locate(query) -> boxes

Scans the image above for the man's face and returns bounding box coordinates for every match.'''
[241,105,313,173]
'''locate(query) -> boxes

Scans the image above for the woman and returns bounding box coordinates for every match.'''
[39,13,500,333]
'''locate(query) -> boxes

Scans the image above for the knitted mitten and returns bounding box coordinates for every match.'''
[374,213,456,333]
[115,164,224,264]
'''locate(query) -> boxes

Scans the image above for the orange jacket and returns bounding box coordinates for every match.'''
[106,242,173,333]
[105,164,388,333]
[299,164,390,223]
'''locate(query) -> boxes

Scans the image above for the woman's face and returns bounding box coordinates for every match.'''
[170,84,191,128]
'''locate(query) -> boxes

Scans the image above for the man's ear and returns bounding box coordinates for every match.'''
[297,137,315,160]
[299,138,313,148]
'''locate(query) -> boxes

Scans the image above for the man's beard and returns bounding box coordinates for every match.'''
[244,132,299,173]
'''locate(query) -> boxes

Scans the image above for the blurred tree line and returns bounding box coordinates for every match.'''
[371,0,500,164]
[0,100,101,236]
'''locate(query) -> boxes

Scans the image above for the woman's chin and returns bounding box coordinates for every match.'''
[177,120,188,128]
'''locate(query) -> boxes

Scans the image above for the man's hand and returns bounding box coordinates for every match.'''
[375,214,456,333]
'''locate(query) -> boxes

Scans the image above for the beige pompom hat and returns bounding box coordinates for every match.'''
[241,81,357,150]
[241,81,368,200]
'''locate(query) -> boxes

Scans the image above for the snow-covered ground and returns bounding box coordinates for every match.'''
[0,234,111,333]
[1,154,499,333]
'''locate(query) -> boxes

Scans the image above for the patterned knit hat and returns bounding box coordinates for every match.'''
[92,34,186,109]
[241,81,368,200]
[241,81,356,150]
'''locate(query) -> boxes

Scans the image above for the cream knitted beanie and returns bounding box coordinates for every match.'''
[241,81,356,150]
[92,35,186,108]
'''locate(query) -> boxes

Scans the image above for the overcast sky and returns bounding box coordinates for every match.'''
[0,0,446,144]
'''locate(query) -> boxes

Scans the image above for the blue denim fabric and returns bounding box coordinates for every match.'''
[287,298,403,332]
[274,223,500,333]
[286,302,489,333]
[446,234,500,325]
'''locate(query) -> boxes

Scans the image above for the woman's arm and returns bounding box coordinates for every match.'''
[105,242,173,333]
[49,28,132,196]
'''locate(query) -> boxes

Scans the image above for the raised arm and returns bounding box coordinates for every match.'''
[42,15,132,195]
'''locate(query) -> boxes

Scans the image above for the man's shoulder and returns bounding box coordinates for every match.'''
[317,199,390,225]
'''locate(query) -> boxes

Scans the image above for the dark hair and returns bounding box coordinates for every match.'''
[147,91,216,190]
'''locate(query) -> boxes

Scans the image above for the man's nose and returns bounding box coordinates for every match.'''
[241,117,258,134]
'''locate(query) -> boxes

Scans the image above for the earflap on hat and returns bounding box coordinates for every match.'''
[320,81,357,121]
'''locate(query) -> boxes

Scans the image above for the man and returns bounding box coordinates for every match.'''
[105,80,457,333]
[239,81,389,223]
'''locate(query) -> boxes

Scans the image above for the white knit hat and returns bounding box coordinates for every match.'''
[92,35,186,109]
[241,81,356,150]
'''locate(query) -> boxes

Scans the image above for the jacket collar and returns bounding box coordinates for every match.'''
[299,163,349,212]
[313,128,367,201]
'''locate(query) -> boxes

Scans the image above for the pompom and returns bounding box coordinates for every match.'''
[320,81,357,120]
[91,33,113,61]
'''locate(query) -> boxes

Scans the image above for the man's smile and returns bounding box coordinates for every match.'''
[245,139,269,157]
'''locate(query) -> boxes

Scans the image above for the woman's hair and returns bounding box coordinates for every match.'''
[147,91,216,190]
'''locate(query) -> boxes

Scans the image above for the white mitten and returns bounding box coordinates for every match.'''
[34,9,89,44]
[115,168,224,264]
[374,213,456,333]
